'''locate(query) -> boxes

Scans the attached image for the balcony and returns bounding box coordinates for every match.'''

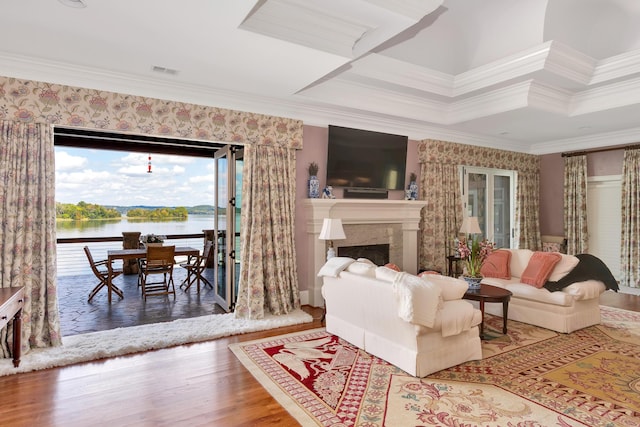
[57,233,226,337]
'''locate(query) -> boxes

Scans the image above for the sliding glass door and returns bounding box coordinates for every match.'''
[213,145,243,312]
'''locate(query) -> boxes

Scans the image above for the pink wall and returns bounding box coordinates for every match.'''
[539,149,624,236]
[294,125,420,297]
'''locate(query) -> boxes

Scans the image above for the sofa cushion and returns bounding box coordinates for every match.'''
[421,274,468,301]
[521,252,562,288]
[508,248,533,278]
[480,249,511,279]
[548,253,579,282]
[375,266,400,282]
[346,261,376,277]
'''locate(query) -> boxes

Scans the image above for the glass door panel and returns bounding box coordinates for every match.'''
[493,175,511,248]
[213,145,239,312]
[462,166,516,248]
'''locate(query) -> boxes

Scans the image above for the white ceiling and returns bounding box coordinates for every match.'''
[2,0,640,154]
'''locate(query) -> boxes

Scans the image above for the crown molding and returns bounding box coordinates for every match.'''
[571,75,640,115]
[592,48,640,85]
[529,126,640,155]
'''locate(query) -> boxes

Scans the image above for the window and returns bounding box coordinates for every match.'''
[460,166,517,248]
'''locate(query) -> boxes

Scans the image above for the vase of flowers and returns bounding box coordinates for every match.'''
[457,237,494,289]
[308,162,320,198]
[408,172,418,200]
[141,233,166,247]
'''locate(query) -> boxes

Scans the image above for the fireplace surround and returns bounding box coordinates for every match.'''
[304,198,427,307]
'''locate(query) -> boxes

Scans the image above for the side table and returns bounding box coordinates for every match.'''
[0,286,25,367]
[446,255,464,277]
[463,283,512,339]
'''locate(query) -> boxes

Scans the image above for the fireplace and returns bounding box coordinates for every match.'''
[304,198,427,307]
[338,244,390,266]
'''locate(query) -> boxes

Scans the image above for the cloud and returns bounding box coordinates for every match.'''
[55,150,87,171]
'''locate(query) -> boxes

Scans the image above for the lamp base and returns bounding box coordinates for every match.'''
[326,246,336,260]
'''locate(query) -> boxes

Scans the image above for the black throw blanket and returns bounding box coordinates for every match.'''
[544,253,619,292]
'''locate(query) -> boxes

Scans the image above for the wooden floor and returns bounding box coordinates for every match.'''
[1,293,638,427]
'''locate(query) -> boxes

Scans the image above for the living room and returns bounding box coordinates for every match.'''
[2,1,640,425]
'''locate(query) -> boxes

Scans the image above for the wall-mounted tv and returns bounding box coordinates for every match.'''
[326,125,407,191]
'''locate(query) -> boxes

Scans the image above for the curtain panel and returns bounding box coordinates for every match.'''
[563,155,588,254]
[418,162,462,273]
[621,149,640,288]
[235,144,300,320]
[416,139,541,270]
[0,121,61,356]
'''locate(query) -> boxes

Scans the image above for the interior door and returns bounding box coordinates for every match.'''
[213,145,243,312]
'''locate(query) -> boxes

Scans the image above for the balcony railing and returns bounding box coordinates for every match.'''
[57,233,207,276]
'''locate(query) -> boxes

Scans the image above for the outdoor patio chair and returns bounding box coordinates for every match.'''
[179,241,213,292]
[140,245,176,299]
[84,246,123,302]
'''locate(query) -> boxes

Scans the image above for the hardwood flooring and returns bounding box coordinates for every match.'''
[1,293,638,427]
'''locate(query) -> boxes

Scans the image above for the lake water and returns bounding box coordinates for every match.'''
[57,214,225,276]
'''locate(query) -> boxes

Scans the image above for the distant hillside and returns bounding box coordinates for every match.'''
[106,205,215,215]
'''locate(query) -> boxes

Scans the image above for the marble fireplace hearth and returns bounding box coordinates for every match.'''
[304,199,427,307]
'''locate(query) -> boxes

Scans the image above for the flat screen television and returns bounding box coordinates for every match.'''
[326,125,407,190]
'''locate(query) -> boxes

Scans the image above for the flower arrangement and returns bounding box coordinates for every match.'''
[457,237,494,278]
[141,233,166,244]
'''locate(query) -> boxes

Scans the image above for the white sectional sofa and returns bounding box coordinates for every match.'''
[479,249,615,333]
[319,258,483,377]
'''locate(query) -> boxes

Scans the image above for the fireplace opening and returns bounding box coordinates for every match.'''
[337,244,390,266]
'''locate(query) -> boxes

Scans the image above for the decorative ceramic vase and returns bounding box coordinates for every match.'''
[463,276,482,290]
[409,181,418,200]
[308,175,320,198]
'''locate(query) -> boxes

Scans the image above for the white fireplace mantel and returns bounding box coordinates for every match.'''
[304,198,427,307]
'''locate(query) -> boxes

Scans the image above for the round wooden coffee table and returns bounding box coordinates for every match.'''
[463,284,512,339]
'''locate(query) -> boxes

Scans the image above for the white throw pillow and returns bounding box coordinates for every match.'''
[421,274,468,300]
[346,261,376,277]
[317,257,355,277]
[357,258,377,266]
[548,253,580,282]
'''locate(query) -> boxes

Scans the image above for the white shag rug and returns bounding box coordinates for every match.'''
[0,309,313,377]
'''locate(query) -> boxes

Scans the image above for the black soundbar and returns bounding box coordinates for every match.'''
[343,188,388,199]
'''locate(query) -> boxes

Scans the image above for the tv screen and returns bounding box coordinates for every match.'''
[326,125,407,190]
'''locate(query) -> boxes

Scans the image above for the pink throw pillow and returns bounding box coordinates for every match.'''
[480,250,511,279]
[520,252,562,288]
[384,263,400,272]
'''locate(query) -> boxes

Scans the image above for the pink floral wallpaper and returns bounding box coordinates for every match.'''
[0,76,303,149]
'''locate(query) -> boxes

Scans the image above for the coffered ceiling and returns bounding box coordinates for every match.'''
[2,0,640,154]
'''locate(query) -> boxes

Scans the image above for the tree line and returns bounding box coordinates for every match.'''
[56,202,189,220]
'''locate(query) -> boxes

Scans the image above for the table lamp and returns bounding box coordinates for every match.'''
[459,216,481,237]
[319,218,346,260]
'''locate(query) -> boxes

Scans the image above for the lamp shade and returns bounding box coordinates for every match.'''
[459,216,481,234]
[319,218,346,241]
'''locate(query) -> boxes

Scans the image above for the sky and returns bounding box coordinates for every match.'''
[55,147,221,207]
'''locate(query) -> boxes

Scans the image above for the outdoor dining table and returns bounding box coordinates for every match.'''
[106,246,200,303]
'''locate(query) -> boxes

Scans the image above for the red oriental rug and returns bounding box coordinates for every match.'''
[229,306,640,426]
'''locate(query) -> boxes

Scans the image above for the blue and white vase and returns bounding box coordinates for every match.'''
[409,181,418,200]
[308,175,320,198]
[463,276,482,290]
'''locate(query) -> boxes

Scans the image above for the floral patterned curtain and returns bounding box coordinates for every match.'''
[418,162,462,273]
[563,155,588,254]
[621,148,640,288]
[0,121,61,357]
[517,171,542,250]
[234,144,300,319]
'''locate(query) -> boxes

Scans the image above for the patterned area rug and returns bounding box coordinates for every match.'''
[229,306,640,426]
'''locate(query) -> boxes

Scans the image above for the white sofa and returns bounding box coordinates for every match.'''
[479,249,609,333]
[320,258,483,377]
